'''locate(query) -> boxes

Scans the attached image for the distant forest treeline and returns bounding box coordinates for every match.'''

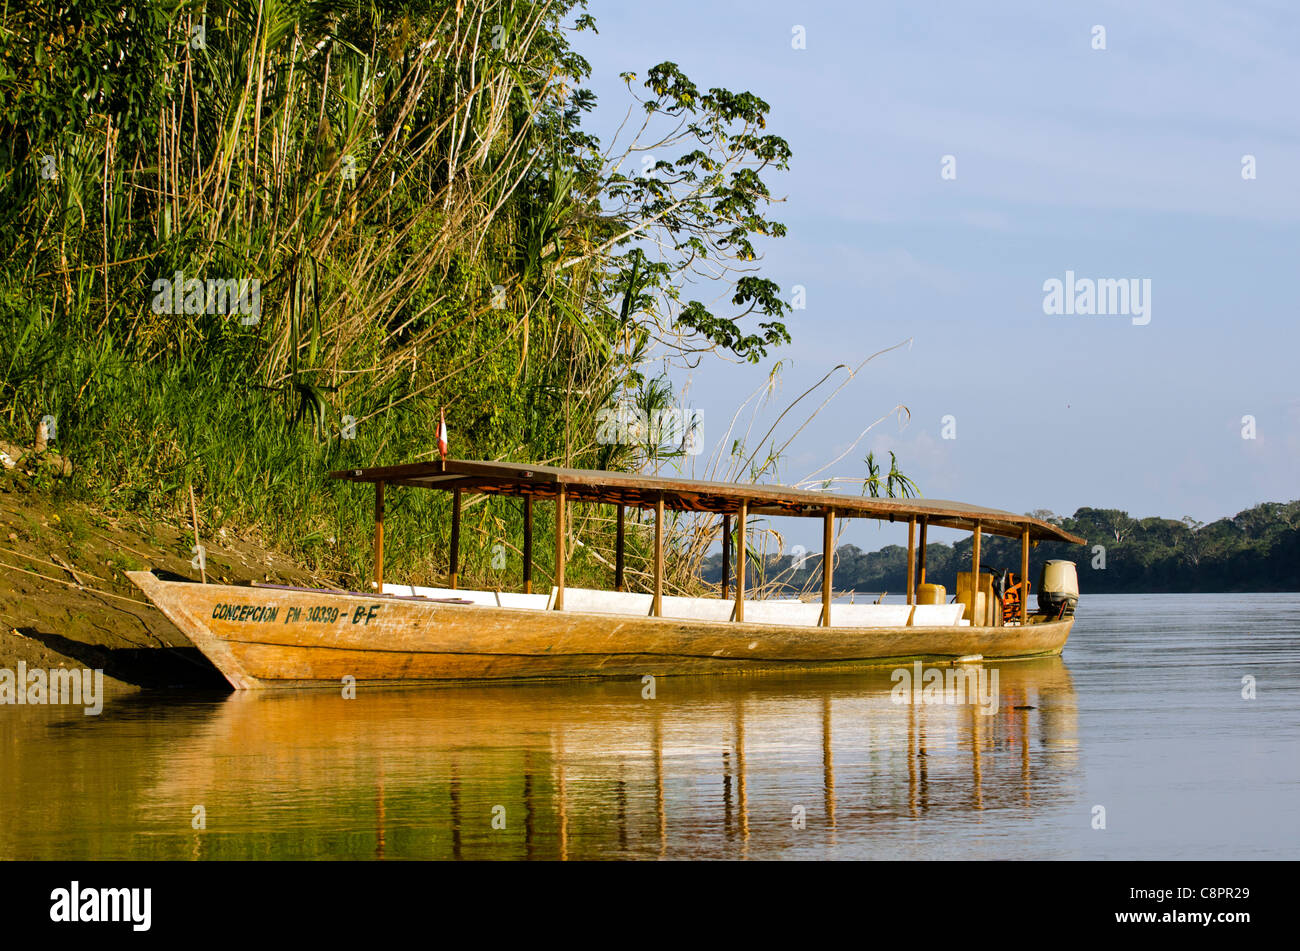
[699,502,1300,594]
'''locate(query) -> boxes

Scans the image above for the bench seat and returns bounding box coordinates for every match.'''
[910,603,965,626]
[832,603,913,627]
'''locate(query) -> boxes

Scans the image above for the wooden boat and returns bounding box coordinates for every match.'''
[128,459,1085,689]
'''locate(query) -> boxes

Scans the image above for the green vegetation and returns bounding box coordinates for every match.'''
[0,1,793,589]
[702,502,1300,594]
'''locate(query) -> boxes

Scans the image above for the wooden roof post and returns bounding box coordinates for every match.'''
[554,486,566,610]
[735,501,747,622]
[523,496,533,594]
[821,507,834,626]
[615,503,626,591]
[906,516,916,605]
[652,495,664,617]
[373,481,385,591]
[971,520,982,625]
[449,487,462,590]
[720,513,731,600]
[1020,527,1030,625]
[918,516,928,586]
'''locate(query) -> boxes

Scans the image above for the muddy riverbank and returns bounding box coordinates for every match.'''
[0,486,329,691]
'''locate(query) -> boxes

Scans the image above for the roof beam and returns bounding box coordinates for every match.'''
[329,460,1086,546]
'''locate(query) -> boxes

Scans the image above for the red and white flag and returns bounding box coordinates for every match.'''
[437,407,449,460]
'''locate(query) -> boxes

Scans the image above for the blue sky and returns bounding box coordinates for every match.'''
[572,1,1299,550]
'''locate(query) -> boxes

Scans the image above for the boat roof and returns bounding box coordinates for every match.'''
[330,459,1086,544]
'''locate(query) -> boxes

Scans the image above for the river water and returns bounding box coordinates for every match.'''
[1,593,1297,859]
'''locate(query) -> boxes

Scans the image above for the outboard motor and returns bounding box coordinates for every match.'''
[1037,560,1079,618]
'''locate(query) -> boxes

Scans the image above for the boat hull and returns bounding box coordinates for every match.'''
[128,572,1076,690]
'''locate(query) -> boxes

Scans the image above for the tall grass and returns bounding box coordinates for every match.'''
[0,0,625,586]
[0,1,823,595]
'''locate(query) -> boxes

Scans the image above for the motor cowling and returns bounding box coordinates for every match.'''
[1037,560,1079,617]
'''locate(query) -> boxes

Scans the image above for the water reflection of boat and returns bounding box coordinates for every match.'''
[135,658,1078,859]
